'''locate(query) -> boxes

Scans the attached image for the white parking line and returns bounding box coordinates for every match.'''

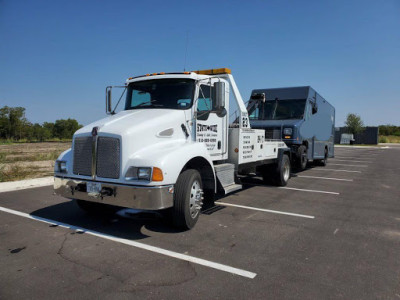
[279,187,340,195]
[216,202,315,219]
[311,168,362,173]
[0,206,257,279]
[329,163,368,167]
[243,182,340,195]
[296,175,353,182]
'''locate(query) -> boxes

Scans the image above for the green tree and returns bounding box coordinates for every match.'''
[0,106,29,140]
[0,105,82,141]
[53,118,82,139]
[345,113,364,135]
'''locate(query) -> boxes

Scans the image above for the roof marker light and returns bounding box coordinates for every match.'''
[192,68,231,75]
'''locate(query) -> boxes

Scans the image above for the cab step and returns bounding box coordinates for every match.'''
[214,163,242,195]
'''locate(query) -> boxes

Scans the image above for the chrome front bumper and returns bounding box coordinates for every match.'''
[54,177,174,210]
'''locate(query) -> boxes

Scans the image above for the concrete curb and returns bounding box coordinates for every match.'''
[0,177,54,193]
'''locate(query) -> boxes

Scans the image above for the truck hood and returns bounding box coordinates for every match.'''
[75,109,187,138]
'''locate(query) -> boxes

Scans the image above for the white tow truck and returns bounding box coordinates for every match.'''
[54,68,291,229]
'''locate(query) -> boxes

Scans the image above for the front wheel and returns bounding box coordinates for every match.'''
[173,169,203,230]
[296,145,308,170]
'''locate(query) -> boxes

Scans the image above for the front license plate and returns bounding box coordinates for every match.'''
[87,182,101,194]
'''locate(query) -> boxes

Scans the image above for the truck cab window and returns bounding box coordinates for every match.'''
[249,107,259,120]
[197,84,214,112]
[125,79,195,110]
[197,84,216,120]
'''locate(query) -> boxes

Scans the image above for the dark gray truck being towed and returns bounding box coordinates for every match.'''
[248,86,335,170]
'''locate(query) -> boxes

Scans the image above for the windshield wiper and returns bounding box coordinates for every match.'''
[135,100,162,108]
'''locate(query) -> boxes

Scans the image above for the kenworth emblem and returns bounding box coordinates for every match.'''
[91,126,99,137]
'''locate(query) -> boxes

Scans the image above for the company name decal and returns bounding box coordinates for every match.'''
[197,124,218,133]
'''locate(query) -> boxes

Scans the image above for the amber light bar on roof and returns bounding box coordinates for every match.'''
[192,68,231,75]
[127,68,231,80]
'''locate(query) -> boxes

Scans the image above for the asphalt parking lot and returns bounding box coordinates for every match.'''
[1,146,400,299]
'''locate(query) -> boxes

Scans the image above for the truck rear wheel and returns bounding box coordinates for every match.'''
[274,154,291,186]
[319,148,328,166]
[296,145,308,170]
[173,169,203,230]
[262,154,291,186]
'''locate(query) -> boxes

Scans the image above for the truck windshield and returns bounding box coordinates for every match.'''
[125,79,195,110]
[250,99,306,120]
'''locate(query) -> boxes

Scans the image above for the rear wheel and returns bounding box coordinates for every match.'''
[319,148,328,166]
[274,154,291,186]
[173,169,203,230]
[296,145,308,170]
[262,154,291,186]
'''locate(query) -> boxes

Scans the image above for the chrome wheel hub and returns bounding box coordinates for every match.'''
[283,161,290,182]
[189,180,203,219]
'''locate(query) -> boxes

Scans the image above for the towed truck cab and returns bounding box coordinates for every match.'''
[54,68,291,229]
[248,86,335,170]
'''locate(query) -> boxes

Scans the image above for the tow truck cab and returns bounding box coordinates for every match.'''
[54,68,291,229]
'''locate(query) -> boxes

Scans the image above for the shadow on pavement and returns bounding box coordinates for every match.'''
[30,200,184,241]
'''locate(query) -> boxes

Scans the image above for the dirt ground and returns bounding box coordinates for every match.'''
[0,142,71,182]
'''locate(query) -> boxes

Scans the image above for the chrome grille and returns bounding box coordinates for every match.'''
[96,137,120,179]
[73,137,92,176]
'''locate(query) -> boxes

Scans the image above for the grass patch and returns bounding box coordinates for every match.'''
[0,164,39,182]
[0,150,63,163]
[0,139,72,144]
[379,135,400,143]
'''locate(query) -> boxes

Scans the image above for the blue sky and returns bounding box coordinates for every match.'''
[1,0,399,126]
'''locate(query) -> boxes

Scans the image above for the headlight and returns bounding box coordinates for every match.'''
[138,167,152,180]
[283,128,292,135]
[56,161,68,173]
[125,167,153,181]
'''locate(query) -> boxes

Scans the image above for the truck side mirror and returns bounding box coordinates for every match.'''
[214,81,225,109]
[106,87,112,114]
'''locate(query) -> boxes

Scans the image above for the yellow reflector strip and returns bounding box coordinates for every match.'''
[192,68,231,75]
[285,136,291,139]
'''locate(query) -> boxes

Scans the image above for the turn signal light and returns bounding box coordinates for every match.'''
[152,167,164,181]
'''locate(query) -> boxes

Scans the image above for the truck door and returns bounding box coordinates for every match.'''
[195,80,228,160]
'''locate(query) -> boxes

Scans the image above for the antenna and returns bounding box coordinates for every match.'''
[183,31,189,71]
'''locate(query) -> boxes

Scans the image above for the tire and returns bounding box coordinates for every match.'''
[75,199,118,216]
[273,154,291,186]
[261,164,275,185]
[320,148,328,166]
[173,169,203,230]
[296,145,308,170]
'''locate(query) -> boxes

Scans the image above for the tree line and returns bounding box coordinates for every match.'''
[0,106,82,141]
[378,125,400,136]
[344,113,399,136]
